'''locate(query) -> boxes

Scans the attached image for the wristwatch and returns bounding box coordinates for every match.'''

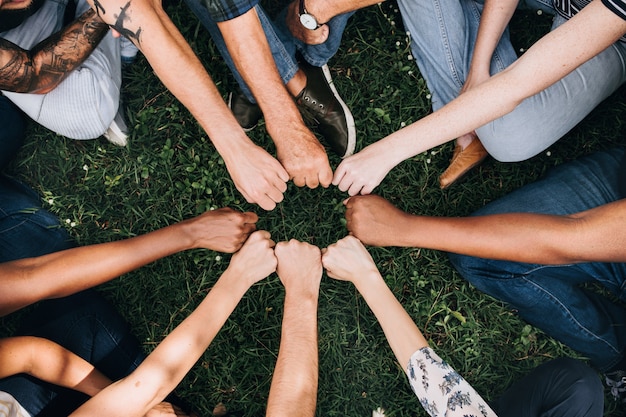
[298,0,323,30]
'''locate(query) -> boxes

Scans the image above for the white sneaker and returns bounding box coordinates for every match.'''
[103,108,129,147]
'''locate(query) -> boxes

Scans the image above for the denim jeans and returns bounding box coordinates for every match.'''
[0,290,146,416]
[493,358,603,417]
[396,0,626,162]
[1,0,122,139]
[0,180,147,415]
[449,147,626,372]
[183,0,352,103]
[0,176,75,262]
[0,95,26,172]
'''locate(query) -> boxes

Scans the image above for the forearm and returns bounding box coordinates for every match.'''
[400,200,626,264]
[0,221,197,316]
[468,0,518,76]
[354,274,427,368]
[305,0,380,24]
[0,9,109,93]
[88,0,251,155]
[372,0,626,163]
[0,337,111,396]
[217,9,304,131]
[266,293,318,417]
[70,269,250,417]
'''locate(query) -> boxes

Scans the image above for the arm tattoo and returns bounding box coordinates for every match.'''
[0,8,109,93]
[94,0,142,47]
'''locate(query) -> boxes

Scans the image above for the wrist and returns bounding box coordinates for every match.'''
[297,0,330,29]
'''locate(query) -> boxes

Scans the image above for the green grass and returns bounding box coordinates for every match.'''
[3,1,626,416]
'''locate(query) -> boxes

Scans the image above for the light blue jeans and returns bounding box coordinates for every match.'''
[449,147,626,372]
[396,0,626,162]
[183,0,352,103]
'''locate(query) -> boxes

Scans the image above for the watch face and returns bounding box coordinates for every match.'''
[299,13,318,30]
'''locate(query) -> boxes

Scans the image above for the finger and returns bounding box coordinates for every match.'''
[319,166,333,188]
[306,174,320,189]
[256,195,277,211]
[242,222,257,235]
[292,175,306,188]
[343,197,351,206]
[265,186,285,206]
[347,182,364,196]
[332,164,346,186]
[242,211,259,224]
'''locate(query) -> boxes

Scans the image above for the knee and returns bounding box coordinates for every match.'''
[548,358,604,412]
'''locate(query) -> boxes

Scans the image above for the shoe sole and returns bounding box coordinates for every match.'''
[228,92,258,133]
[321,64,356,158]
[103,110,129,147]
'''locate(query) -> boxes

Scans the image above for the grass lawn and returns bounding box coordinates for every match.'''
[3,1,626,416]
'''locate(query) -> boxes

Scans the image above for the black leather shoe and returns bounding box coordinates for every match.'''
[228,90,263,132]
[296,61,356,158]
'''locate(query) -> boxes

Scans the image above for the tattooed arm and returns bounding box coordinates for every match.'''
[0,8,109,94]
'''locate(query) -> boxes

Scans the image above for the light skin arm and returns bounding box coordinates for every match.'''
[285,0,381,45]
[266,240,322,417]
[0,9,109,94]
[0,208,258,316]
[88,0,288,210]
[0,336,111,396]
[333,0,626,195]
[322,236,427,367]
[217,9,333,190]
[345,194,626,264]
[70,231,278,417]
[462,0,519,93]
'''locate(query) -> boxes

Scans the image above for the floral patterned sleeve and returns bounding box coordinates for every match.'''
[406,347,498,417]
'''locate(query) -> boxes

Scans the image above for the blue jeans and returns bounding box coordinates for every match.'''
[449,147,626,372]
[494,358,603,417]
[0,176,75,262]
[183,0,352,103]
[0,290,146,416]
[0,178,146,415]
[396,0,626,162]
[0,95,26,172]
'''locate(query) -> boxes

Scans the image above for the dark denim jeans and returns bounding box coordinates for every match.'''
[0,94,26,172]
[494,358,603,417]
[449,147,626,372]
[0,175,75,262]
[0,177,146,415]
[0,291,146,416]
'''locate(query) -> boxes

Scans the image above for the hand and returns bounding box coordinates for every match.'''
[267,119,333,189]
[181,208,258,253]
[345,195,410,246]
[275,240,323,296]
[226,230,277,288]
[322,236,379,284]
[332,142,397,196]
[285,0,330,45]
[222,141,289,211]
[144,402,191,416]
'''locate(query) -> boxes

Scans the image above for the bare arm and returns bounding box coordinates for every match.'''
[217,9,333,190]
[463,0,519,91]
[322,236,427,367]
[87,0,289,210]
[333,0,626,195]
[0,208,258,316]
[285,0,381,44]
[345,194,626,264]
[0,9,109,93]
[0,337,111,396]
[70,231,277,417]
[267,240,322,417]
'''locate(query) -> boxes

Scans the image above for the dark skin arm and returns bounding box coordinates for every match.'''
[0,8,109,94]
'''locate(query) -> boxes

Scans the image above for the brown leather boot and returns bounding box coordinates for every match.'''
[439,138,488,189]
